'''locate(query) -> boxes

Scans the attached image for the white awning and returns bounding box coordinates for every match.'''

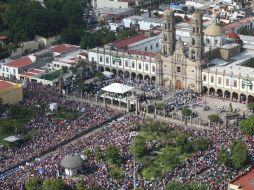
[101,83,134,94]
[3,136,21,142]
[102,71,114,77]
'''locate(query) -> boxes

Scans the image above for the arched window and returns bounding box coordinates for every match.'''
[168,23,171,29]
[206,38,210,44]
[193,27,195,33]
[191,50,195,59]
[192,38,195,45]
[164,23,167,29]
[196,27,199,33]
[164,34,167,41]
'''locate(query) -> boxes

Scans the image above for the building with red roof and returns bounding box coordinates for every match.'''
[51,44,80,56]
[229,167,254,190]
[223,16,254,33]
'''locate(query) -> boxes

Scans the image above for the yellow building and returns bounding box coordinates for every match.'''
[0,80,23,105]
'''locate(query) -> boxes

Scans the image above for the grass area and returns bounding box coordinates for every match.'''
[132,120,210,180]
[53,107,81,120]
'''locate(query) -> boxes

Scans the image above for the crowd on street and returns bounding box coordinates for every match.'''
[1,111,254,190]
[0,82,118,174]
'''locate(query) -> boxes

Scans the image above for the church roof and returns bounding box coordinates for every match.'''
[204,22,224,36]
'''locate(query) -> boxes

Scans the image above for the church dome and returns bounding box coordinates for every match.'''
[163,9,174,18]
[204,22,224,36]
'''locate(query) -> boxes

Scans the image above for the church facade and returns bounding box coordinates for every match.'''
[156,10,205,93]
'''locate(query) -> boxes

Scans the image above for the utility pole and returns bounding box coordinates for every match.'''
[133,137,136,190]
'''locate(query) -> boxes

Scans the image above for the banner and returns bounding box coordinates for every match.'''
[242,80,252,86]
[112,56,121,65]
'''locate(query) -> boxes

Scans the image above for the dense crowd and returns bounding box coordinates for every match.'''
[164,89,202,112]
[0,82,118,174]
[1,111,254,190]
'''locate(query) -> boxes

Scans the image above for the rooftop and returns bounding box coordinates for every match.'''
[0,80,13,90]
[205,50,254,78]
[21,68,45,77]
[223,16,254,31]
[51,44,80,55]
[112,34,148,49]
[5,57,33,68]
[231,167,254,190]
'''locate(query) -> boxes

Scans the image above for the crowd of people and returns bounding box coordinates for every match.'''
[0,82,119,174]
[1,110,254,190]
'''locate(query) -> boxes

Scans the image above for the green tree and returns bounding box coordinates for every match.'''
[132,136,146,158]
[77,80,86,98]
[42,179,69,190]
[61,25,84,45]
[166,182,207,190]
[25,177,42,190]
[176,134,192,153]
[231,141,248,169]
[239,115,254,135]
[181,108,192,117]
[217,148,231,166]
[191,138,210,151]
[208,114,220,123]
[95,145,104,161]
[105,145,121,165]
[108,166,124,180]
[247,102,254,112]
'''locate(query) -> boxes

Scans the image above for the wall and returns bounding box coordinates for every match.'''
[0,83,23,105]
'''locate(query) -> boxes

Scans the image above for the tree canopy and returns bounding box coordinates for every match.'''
[239,115,254,135]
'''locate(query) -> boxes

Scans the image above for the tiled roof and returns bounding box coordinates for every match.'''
[51,44,79,54]
[0,80,13,90]
[232,167,254,190]
[112,34,148,49]
[223,16,254,31]
[21,68,44,77]
[128,50,159,57]
[0,35,7,40]
[5,57,33,68]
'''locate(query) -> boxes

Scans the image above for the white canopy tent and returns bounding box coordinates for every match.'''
[101,83,134,94]
[102,71,114,77]
[3,136,21,142]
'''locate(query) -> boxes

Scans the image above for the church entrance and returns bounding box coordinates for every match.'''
[175,80,182,89]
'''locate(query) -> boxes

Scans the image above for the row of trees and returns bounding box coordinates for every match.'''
[0,0,84,43]
[25,177,105,190]
[217,140,249,169]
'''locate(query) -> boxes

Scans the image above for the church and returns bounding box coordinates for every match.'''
[156,10,205,93]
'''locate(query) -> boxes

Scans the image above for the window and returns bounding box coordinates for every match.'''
[139,63,141,70]
[191,50,195,59]
[203,75,207,81]
[193,27,195,33]
[119,61,122,66]
[206,39,210,44]
[196,27,199,33]
[152,66,155,72]
[242,83,245,89]
[168,23,170,29]
[211,76,214,83]
[226,78,229,86]
[6,68,8,72]
[156,43,159,47]
[164,23,167,29]
[125,60,128,67]
[92,57,94,62]
[150,45,153,50]
[13,69,16,74]
[145,64,148,71]
[106,57,109,64]
[100,56,103,62]
[250,85,253,90]
[215,39,218,45]
[132,61,135,68]
[145,47,147,51]
[218,77,222,85]
[233,80,237,87]
[177,67,181,72]
[2,67,4,72]
[192,38,195,45]
[164,34,167,41]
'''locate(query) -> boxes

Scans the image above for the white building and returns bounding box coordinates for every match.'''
[92,0,134,9]
[88,48,158,80]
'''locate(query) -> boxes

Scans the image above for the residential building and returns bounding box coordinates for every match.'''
[0,80,23,105]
